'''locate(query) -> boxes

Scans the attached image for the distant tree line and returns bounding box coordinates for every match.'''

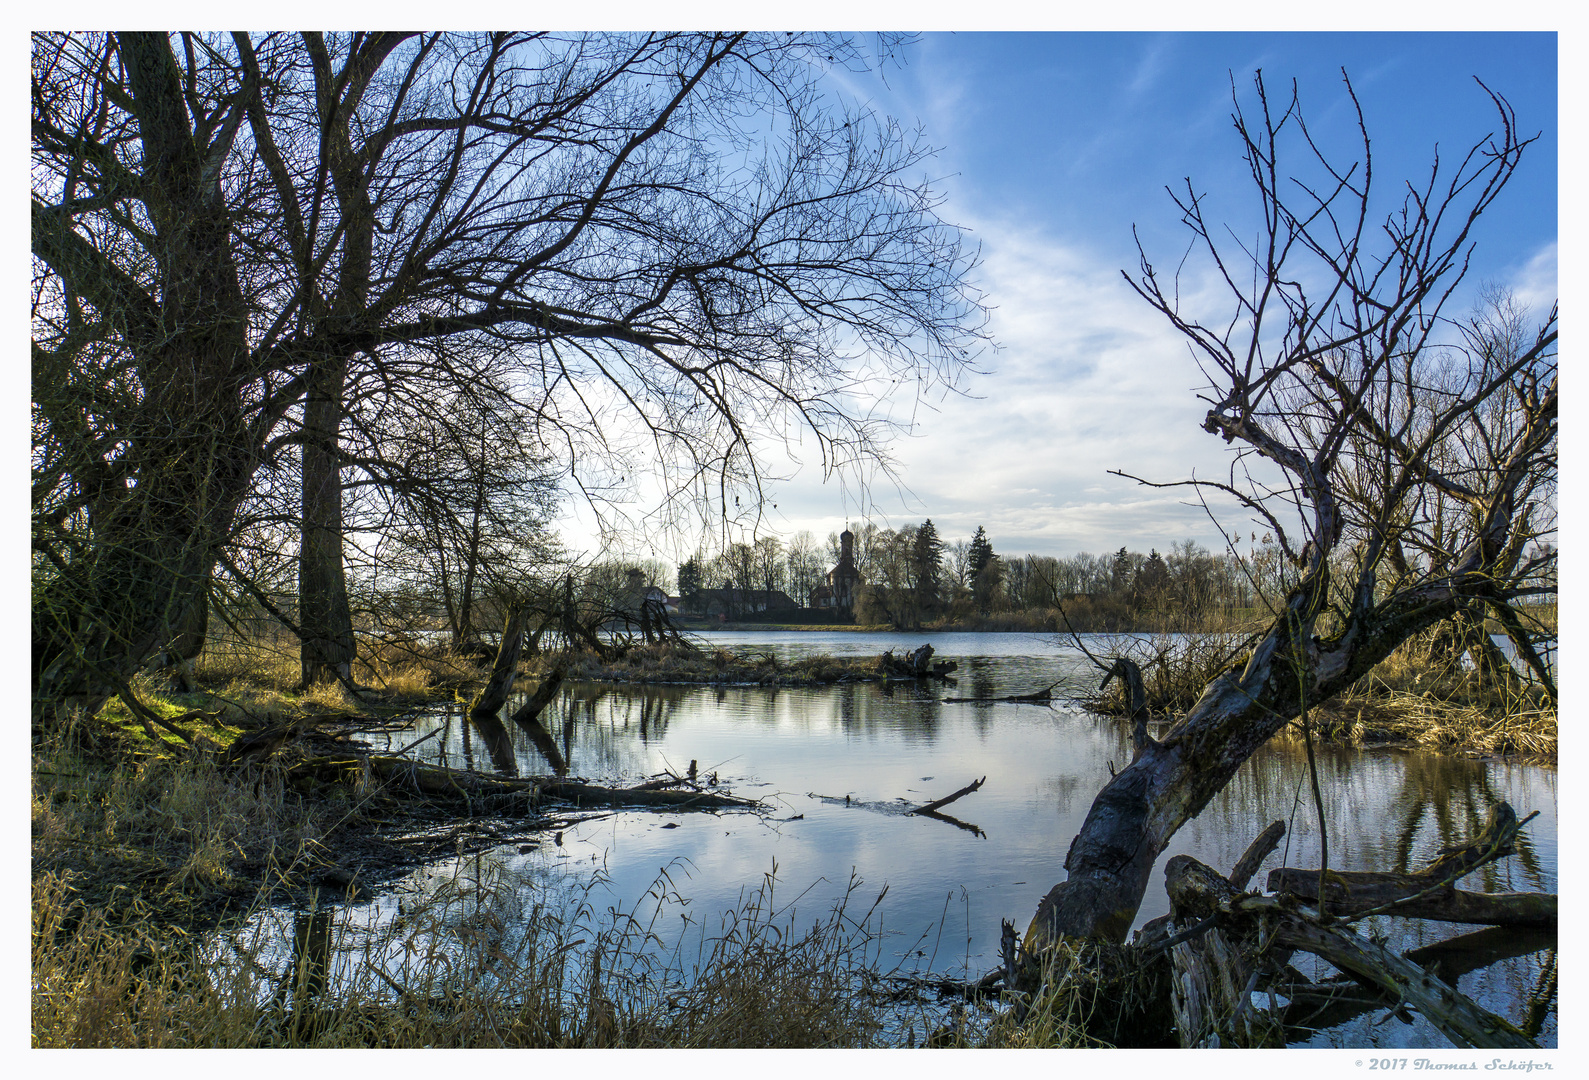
[675,532,828,618]
[666,517,1517,633]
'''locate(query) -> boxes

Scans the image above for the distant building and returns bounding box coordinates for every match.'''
[688,585,798,618]
[621,568,669,614]
[809,528,861,613]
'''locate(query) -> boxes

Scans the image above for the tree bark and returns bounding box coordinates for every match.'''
[1266,802,1554,927]
[1270,875,1555,928]
[144,576,210,693]
[1166,855,1537,1049]
[1027,561,1516,950]
[1278,926,1556,1035]
[469,607,529,722]
[32,33,254,724]
[508,665,565,729]
[298,357,356,688]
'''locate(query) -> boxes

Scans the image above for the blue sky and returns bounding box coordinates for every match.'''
[621,28,1558,566]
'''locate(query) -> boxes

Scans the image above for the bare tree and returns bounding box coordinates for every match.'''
[1026,73,1555,948]
[364,367,564,651]
[31,31,986,718]
[784,529,826,607]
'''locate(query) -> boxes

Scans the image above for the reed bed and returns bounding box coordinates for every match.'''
[34,831,1060,1048]
[31,722,333,928]
[1081,625,1556,761]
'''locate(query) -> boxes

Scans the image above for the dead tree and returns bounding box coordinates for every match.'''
[1025,73,1555,951]
[878,644,958,679]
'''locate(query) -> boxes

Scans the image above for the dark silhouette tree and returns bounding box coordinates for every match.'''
[967,526,995,578]
[676,557,704,609]
[31,31,987,718]
[911,519,945,617]
[1027,73,1554,950]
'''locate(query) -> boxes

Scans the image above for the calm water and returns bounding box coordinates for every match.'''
[276,632,1560,1047]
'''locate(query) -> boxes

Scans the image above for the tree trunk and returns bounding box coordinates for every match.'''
[469,607,529,722]
[144,574,211,693]
[1027,563,1496,949]
[1268,872,1555,928]
[299,355,355,687]
[32,33,255,725]
[1165,855,1537,1049]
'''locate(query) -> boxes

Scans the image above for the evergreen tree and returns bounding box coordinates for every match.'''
[911,519,945,616]
[1135,548,1172,605]
[968,527,995,578]
[1110,546,1133,594]
[677,556,703,608]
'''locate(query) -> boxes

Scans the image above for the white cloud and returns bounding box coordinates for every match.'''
[1508,241,1558,319]
[750,216,1273,558]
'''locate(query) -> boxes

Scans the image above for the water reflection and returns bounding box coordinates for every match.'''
[359,635,1554,1048]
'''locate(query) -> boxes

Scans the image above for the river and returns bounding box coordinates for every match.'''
[240,631,1559,1048]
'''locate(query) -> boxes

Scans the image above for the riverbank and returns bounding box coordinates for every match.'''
[34,628,1555,1047]
[30,675,1074,1049]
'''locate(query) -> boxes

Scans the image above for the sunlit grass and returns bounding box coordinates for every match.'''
[33,834,1048,1048]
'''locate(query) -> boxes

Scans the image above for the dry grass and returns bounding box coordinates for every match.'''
[1311,691,1557,759]
[31,722,332,928]
[192,627,484,703]
[1080,624,1556,761]
[32,845,920,1048]
[1081,631,1257,717]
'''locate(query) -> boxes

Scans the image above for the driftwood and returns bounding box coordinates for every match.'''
[1228,820,1286,891]
[295,755,757,810]
[1277,925,1557,1034]
[942,682,1059,704]
[910,776,985,816]
[900,777,987,835]
[1165,854,1536,1049]
[1168,913,1282,1047]
[534,779,755,809]
[1270,877,1556,928]
[878,644,958,679]
[1150,811,1551,1048]
[1267,803,1554,927]
[1163,821,1288,1047]
[914,809,986,837]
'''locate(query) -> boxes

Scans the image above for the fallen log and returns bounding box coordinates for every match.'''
[1165,855,1536,1049]
[294,755,757,810]
[535,780,756,810]
[1276,925,1557,1034]
[1229,820,1286,892]
[942,682,1059,704]
[910,776,985,816]
[914,808,986,837]
[1266,875,1556,928]
[1267,803,1554,927]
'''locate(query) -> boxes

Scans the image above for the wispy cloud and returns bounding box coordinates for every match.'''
[850,217,1262,553]
[1507,241,1558,318]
